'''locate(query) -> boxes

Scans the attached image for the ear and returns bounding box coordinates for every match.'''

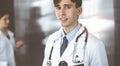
[77,7,82,16]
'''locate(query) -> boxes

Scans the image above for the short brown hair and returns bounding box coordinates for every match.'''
[53,0,82,8]
[0,9,9,18]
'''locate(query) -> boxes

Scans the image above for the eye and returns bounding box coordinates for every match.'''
[55,6,61,10]
[65,5,71,9]
[4,17,9,21]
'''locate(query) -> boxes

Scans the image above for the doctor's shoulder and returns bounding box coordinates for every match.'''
[87,33,105,47]
[46,30,59,43]
[86,33,106,53]
[45,30,59,47]
[86,33,108,66]
[44,31,59,56]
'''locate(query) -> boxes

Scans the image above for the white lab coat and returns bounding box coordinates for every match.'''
[42,25,108,66]
[0,30,16,66]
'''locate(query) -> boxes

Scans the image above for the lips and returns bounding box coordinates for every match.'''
[59,18,68,22]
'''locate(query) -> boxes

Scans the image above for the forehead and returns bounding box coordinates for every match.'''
[56,0,75,6]
[0,14,9,19]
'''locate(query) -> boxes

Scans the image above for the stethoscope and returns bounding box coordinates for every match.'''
[47,26,88,66]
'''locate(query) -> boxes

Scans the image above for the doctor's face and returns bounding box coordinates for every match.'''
[55,0,82,28]
[0,14,10,30]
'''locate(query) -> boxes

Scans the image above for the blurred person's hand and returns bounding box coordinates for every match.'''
[16,40,24,48]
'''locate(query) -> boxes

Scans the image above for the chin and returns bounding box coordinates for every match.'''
[4,27,8,29]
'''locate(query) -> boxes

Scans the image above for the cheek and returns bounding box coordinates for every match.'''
[0,22,4,27]
[1,20,7,26]
[55,12,59,18]
[68,11,77,18]
[0,22,1,26]
[2,22,5,25]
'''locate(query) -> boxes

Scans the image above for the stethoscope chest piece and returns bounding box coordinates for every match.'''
[59,61,68,66]
[47,60,51,66]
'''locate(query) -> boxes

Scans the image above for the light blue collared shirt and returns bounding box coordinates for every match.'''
[61,24,81,45]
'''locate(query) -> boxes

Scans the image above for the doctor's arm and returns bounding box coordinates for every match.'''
[42,46,49,66]
[42,35,54,66]
[42,44,52,66]
[42,38,51,66]
[89,41,109,66]
[42,53,48,66]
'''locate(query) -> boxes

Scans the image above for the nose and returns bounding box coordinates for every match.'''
[6,19,10,24]
[59,8,65,16]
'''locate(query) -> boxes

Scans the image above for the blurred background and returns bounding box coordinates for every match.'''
[0,0,120,66]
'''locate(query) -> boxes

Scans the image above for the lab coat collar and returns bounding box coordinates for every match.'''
[0,30,14,38]
[8,30,14,37]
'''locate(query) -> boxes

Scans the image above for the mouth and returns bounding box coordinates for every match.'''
[59,18,68,23]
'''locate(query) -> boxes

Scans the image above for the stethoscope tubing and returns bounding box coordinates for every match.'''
[73,26,88,63]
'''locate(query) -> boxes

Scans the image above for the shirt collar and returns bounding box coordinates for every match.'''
[0,29,13,37]
[62,24,81,43]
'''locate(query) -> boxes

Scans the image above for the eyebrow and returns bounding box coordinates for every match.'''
[55,4,73,7]
[64,4,73,6]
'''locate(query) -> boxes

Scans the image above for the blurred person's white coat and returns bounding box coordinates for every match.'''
[0,30,16,66]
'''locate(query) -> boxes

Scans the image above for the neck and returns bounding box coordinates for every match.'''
[63,22,78,34]
[0,28,8,36]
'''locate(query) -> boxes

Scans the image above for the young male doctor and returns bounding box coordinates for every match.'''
[42,0,108,66]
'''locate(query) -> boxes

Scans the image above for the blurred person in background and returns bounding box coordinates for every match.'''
[0,9,24,66]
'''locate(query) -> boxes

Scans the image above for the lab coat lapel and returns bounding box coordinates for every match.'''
[60,40,75,60]
[51,28,62,62]
[52,38,61,59]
